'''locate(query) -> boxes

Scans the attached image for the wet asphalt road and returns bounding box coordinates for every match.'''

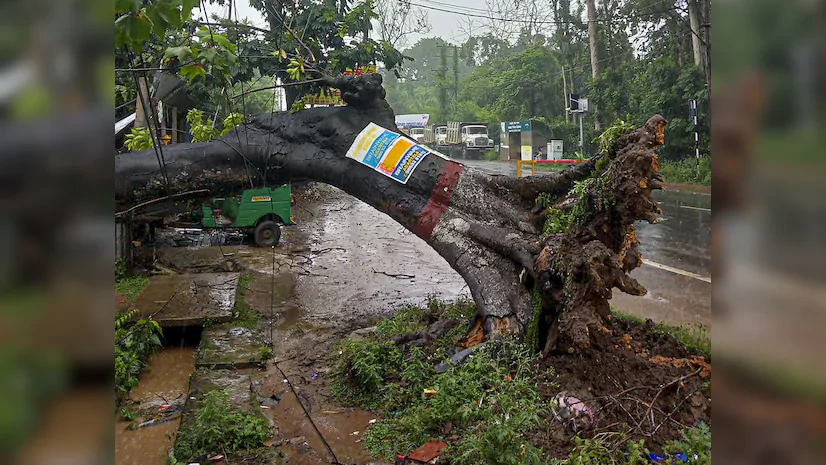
[463,160,711,327]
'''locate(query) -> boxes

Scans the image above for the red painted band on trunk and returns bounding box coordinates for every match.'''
[414,161,464,240]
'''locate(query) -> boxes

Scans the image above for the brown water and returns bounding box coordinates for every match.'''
[115,346,197,465]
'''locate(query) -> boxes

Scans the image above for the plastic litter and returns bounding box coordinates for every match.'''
[208,454,224,462]
[311,372,318,379]
[552,393,594,431]
[648,452,687,463]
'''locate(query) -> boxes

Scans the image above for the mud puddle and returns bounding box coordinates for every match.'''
[115,346,197,465]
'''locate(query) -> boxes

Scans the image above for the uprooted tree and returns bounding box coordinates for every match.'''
[115,74,666,353]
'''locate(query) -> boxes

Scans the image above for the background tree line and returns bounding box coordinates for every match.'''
[115,0,710,171]
[382,0,710,163]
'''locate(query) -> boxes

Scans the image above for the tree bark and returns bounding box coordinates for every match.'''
[115,74,666,352]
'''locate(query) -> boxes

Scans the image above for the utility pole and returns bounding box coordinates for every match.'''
[688,0,703,67]
[134,76,149,128]
[586,0,600,130]
[702,0,711,107]
[452,46,459,100]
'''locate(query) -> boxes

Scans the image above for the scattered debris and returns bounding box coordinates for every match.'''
[208,454,224,462]
[286,436,306,445]
[407,440,447,463]
[263,438,281,448]
[434,343,487,373]
[368,419,377,424]
[649,355,711,378]
[372,268,415,279]
[348,326,377,341]
[423,388,438,397]
[552,392,595,432]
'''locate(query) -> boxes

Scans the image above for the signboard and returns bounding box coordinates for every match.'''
[521,145,532,161]
[346,123,448,184]
[504,121,532,133]
[251,196,272,202]
[304,65,378,106]
[395,114,430,128]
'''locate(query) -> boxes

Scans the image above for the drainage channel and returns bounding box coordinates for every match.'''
[115,326,202,465]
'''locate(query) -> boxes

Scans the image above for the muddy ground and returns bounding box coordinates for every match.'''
[117,183,711,465]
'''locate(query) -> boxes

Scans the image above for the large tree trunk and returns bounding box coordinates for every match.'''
[115,74,666,352]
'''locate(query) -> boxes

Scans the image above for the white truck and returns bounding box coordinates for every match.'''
[422,122,494,159]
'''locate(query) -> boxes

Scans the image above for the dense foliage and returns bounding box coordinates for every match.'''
[383,0,710,163]
[115,309,163,400]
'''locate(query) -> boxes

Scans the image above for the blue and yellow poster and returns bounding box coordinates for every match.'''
[346,123,447,184]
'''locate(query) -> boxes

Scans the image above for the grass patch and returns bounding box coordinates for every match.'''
[533,163,570,173]
[332,300,553,464]
[612,311,710,359]
[173,389,270,462]
[116,276,148,303]
[375,306,427,339]
[233,273,258,329]
[658,156,711,185]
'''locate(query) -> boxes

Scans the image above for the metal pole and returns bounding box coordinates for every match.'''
[578,112,584,153]
[691,99,700,167]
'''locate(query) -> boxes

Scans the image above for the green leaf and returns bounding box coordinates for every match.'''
[181,0,200,14]
[145,4,167,37]
[115,0,142,14]
[180,64,206,82]
[115,14,152,52]
[164,45,194,63]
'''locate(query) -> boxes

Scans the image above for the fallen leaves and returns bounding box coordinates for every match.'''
[650,354,711,378]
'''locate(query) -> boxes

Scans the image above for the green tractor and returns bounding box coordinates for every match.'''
[190,185,295,247]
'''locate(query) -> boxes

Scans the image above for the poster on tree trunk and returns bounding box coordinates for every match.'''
[346,123,448,184]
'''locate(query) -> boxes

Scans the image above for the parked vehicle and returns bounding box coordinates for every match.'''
[178,186,295,247]
[422,122,493,159]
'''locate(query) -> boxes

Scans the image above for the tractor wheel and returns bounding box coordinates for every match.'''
[254,220,281,247]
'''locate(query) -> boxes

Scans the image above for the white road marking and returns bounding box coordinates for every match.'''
[680,205,711,212]
[643,260,711,283]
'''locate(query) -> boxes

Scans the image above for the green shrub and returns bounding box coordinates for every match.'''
[115,309,162,399]
[658,156,711,185]
[174,390,270,460]
[484,149,500,161]
[124,127,154,151]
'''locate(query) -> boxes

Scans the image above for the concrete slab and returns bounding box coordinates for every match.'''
[197,324,268,369]
[129,273,239,327]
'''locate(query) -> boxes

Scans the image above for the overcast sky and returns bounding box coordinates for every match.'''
[201,0,539,50]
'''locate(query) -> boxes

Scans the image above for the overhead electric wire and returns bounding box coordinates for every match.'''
[401,0,680,26]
